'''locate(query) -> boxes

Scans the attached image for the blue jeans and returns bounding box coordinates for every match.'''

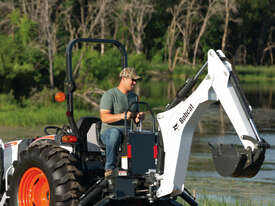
[100,128,123,170]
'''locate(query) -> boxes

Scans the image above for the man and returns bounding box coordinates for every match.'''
[100,67,144,177]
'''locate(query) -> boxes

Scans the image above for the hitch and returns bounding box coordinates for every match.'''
[209,141,267,178]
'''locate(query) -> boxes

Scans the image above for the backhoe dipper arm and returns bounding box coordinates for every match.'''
[208,50,261,149]
[156,49,268,198]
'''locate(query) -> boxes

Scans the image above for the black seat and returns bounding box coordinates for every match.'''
[95,120,106,150]
[77,116,105,150]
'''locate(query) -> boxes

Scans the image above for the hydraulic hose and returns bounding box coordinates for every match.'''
[78,179,107,206]
[166,62,208,110]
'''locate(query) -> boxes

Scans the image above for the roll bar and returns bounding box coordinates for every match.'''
[65,38,128,159]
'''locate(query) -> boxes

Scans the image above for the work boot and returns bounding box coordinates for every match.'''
[104,170,113,177]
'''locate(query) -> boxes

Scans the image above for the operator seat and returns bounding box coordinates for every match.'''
[77,116,106,151]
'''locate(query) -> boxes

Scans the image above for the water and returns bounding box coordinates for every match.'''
[186,132,275,203]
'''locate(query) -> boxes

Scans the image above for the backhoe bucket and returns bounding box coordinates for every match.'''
[209,143,266,178]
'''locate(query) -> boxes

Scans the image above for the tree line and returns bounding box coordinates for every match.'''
[0,0,274,101]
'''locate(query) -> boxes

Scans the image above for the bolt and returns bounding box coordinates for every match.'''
[209,50,215,57]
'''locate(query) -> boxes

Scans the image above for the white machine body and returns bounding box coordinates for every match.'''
[156,49,262,197]
[1,140,21,176]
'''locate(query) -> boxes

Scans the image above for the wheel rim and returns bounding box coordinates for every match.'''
[18,167,50,206]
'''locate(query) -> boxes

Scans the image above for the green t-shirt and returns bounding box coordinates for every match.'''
[100,87,138,134]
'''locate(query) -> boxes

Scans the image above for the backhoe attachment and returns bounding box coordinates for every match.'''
[156,49,269,198]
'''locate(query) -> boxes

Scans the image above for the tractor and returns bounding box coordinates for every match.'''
[0,38,269,206]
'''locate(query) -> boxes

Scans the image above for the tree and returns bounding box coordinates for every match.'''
[221,0,239,51]
[20,0,67,88]
[166,3,181,72]
[61,0,76,42]
[76,0,112,39]
[0,1,14,34]
[118,0,154,54]
[192,0,221,66]
[230,0,275,65]
[261,27,275,65]
[63,0,112,53]
[166,0,197,71]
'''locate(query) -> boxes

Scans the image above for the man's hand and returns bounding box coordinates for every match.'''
[135,112,145,123]
[100,109,130,123]
[125,111,135,120]
[101,109,144,123]
[126,111,145,123]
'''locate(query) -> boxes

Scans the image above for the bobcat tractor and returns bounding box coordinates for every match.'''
[0,38,269,206]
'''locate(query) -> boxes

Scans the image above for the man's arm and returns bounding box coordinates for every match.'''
[100,109,133,123]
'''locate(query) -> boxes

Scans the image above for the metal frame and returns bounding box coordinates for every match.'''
[65,38,128,160]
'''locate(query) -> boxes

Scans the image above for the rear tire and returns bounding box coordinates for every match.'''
[8,141,84,206]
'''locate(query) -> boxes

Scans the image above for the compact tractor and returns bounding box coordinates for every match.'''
[0,38,269,206]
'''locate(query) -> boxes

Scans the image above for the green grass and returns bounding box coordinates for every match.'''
[0,102,98,127]
[235,65,275,82]
[177,195,275,206]
[163,64,275,82]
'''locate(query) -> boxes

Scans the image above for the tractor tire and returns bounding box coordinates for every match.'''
[8,141,85,206]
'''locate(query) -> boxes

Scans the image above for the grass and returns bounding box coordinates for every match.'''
[167,64,275,82]
[235,65,275,82]
[0,102,97,127]
[177,195,275,206]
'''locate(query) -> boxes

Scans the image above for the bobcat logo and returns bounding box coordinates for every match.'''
[173,123,179,131]
[172,104,194,132]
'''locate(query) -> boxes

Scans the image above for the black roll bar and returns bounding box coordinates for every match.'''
[65,38,128,159]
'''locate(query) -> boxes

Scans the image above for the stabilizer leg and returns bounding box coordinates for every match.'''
[179,190,198,206]
[94,197,111,206]
[168,199,185,206]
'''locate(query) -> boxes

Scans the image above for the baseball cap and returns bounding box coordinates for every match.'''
[119,67,142,80]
